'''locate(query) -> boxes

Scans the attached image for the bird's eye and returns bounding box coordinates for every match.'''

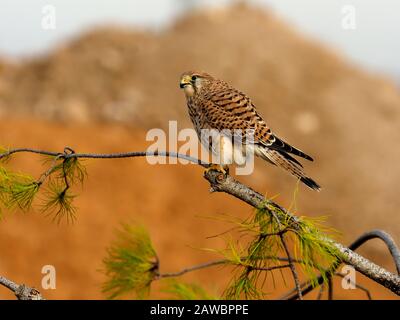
[191,75,197,82]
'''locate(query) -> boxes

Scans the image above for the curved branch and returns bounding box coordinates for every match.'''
[285,229,400,300]
[349,230,400,275]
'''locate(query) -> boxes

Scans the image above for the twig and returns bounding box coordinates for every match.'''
[157,257,296,279]
[335,272,372,300]
[0,276,44,300]
[157,260,227,278]
[0,149,210,167]
[327,277,333,300]
[316,284,325,300]
[37,153,64,185]
[267,210,303,300]
[280,233,303,300]
[250,264,291,272]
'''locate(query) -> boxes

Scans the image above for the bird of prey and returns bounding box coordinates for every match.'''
[179,71,320,191]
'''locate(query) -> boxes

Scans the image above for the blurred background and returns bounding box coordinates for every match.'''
[0,0,399,299]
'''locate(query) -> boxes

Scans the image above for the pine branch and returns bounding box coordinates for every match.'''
[1,147,400,298]
[203,169,400,297]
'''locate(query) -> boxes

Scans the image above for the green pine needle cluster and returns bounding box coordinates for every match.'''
[224,209,284,299]
[42,181,77,224]
[294,216,341,285]
[102,223,158,299]
[53,157,87,185]
[223,202,340,299]
[0,169,38,211]
[162,280,217,300]
[0,167,39,216]
[0,151,86,223]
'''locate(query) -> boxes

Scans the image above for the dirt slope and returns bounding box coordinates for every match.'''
[0,118,396,300]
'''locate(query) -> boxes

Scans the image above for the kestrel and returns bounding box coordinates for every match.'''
[179,71,320,191]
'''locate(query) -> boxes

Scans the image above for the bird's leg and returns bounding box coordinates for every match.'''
[205,134,230,177]
[222,164,229,175]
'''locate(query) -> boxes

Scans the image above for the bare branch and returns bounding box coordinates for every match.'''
[157,260,227,278]
[0,276,44,300]
[0,148,209,167]
[248,264,291,273]
[157,257,296,279]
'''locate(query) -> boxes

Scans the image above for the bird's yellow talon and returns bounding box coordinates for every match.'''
[205,164,229,176]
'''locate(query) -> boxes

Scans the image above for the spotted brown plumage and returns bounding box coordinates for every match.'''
[179,71,320,191]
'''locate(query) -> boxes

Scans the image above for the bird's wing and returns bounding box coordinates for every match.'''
[201,88,313,161]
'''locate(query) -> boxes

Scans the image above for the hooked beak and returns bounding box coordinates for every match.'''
[179,75,192,89]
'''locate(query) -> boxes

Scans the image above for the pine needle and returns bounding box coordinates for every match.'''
[0,166,40,214]
[41,181,77,224]
[102,223,158,299]
[162,280,217,300]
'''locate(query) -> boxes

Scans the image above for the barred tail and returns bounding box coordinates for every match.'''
[256,147,321,191]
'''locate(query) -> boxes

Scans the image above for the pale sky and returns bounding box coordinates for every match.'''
[0,0,399,81]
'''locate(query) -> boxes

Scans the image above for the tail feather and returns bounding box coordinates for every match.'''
[300,176,321,191]
[256,147,321,191]
[266,136,314,161]
[279,150,303,168]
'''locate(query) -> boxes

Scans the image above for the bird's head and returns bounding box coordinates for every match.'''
[179,71,213,97]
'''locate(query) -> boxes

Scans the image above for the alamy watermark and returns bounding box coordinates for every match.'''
[41,264,56,290]
[340,265,357,290]
[41,5,56,30]
[341,5,357,30]
[146,121,256,175]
